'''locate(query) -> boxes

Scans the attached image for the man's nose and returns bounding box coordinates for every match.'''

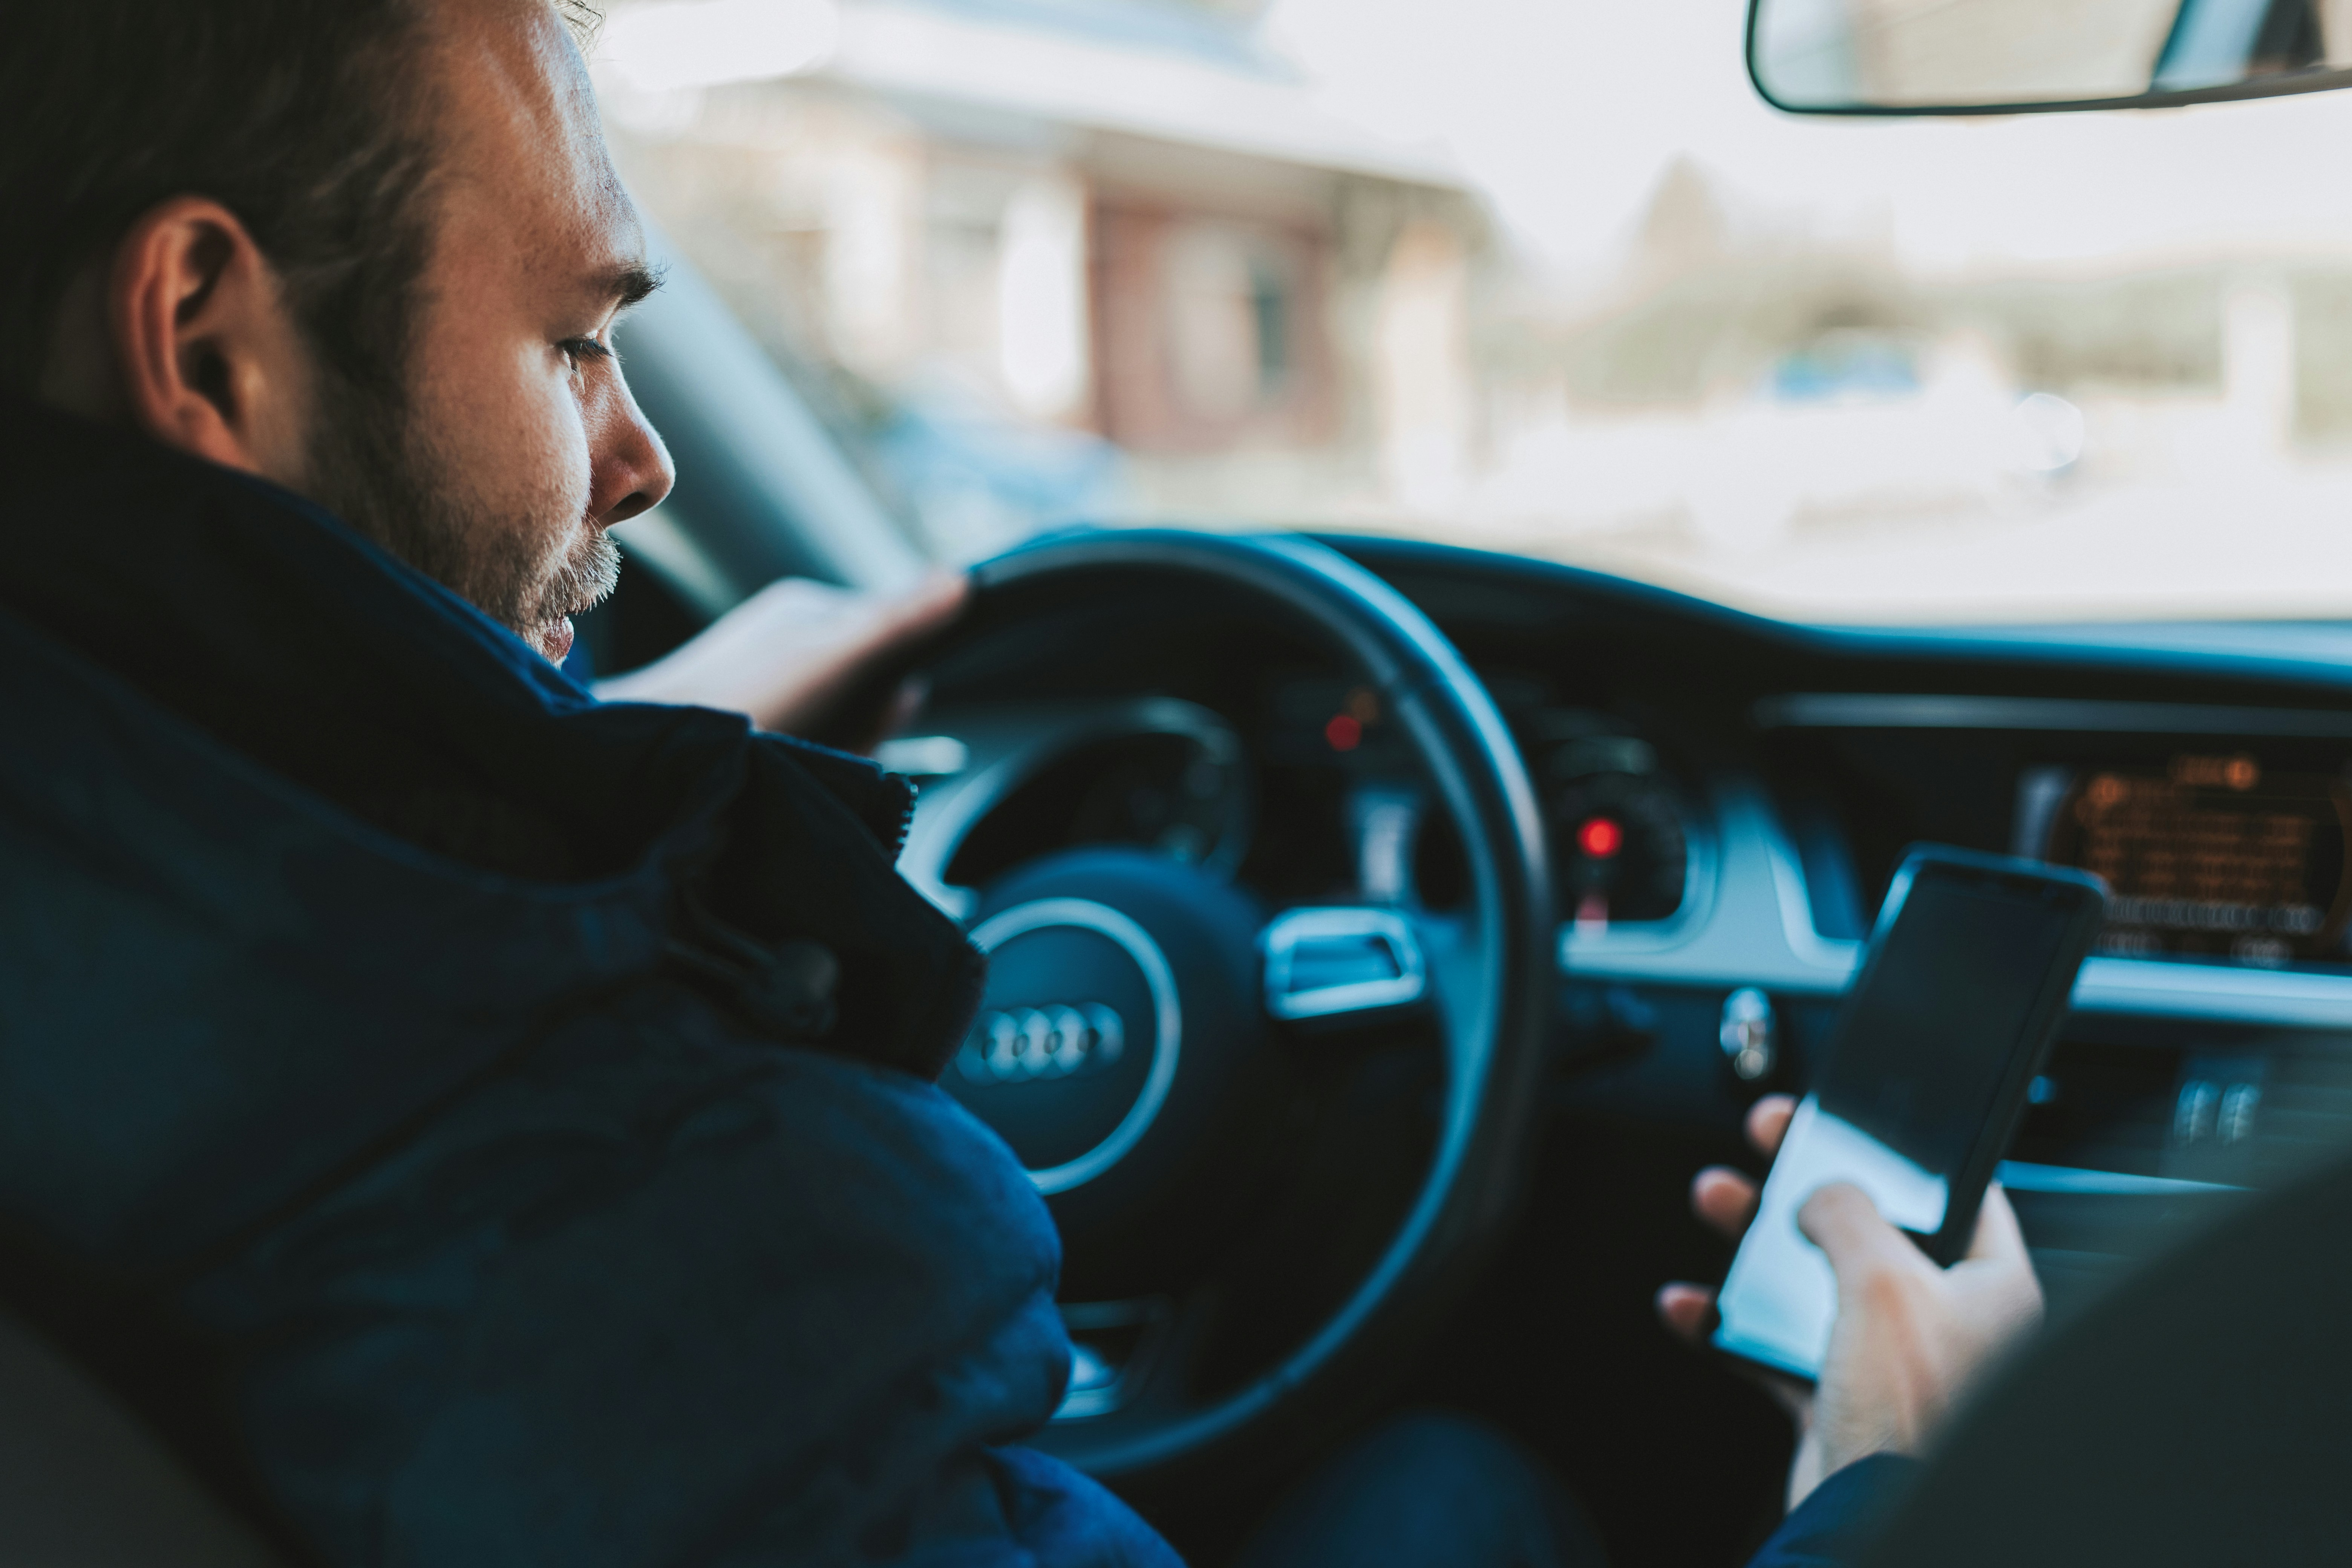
[587,372,676,525]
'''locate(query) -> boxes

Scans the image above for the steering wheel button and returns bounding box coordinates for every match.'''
[1262,906,1427,1020]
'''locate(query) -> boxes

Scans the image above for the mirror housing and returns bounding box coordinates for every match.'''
[1749,0,2352,115]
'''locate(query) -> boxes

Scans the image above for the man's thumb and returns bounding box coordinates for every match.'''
[1798,1182,1918,1281]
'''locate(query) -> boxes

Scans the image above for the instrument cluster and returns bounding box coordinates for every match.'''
[1531,714,1694,929]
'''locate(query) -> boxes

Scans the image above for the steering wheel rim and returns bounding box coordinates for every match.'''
[952,528,1555,1480]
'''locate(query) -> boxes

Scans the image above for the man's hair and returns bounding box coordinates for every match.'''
[0,0,601,400]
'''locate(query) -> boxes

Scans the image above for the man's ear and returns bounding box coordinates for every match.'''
[105,197,314,482]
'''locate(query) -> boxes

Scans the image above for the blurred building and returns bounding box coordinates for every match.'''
[594,0,1488,556]
[1458,152,2352,566]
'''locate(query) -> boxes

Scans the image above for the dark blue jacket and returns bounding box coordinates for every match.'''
[1749,1456,1916,1568]
[0,401,1176,1568]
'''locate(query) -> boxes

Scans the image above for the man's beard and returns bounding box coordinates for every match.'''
[302,370,620,660]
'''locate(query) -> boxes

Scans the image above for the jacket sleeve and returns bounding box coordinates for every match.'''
[982,1447,1185,1568]
[832,1443,1183,1568]
[184,1004,1176,1568]
[1744,1455,1920,1568]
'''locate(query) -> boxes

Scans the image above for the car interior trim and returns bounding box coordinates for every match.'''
[1752,693,2352,738]
[1993,1161,2243,1199]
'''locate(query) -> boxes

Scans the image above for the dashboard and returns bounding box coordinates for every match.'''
[573,515,2352,1557]
[887,533,2352,1311]
[1367,537,2352,1296]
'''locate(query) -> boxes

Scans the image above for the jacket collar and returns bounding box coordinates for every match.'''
[0,397,978,1085]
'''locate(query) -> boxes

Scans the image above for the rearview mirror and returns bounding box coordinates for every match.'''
[1748,0,2352,115]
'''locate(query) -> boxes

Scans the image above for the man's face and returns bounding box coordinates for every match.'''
[310,0,674,663]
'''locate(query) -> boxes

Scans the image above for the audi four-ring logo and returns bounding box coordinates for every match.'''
[955,1004,1127,1084]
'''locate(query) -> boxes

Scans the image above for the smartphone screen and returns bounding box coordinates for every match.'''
[1712,848,2104,1381]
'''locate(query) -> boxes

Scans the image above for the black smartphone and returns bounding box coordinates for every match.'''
[1711,845,2106,1382]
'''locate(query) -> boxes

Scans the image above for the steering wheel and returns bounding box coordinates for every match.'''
[903,530,1553,1488]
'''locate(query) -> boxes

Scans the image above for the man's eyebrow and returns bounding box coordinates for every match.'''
[606,262,665,311]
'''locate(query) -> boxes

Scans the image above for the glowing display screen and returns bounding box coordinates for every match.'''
[2025,754,2352,966]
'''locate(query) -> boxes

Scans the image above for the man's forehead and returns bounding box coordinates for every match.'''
[428,0,646,287]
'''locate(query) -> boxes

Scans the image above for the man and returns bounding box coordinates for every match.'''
[6,2,1162,1561]
[0,0,2031,1562]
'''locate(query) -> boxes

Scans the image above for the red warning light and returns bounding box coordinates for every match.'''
[1324,714,1363,752]
[1578,816,1624,860]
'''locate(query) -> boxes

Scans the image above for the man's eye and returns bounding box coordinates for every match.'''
[561,337,614,367]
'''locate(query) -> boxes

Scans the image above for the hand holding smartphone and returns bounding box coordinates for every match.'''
[1711,846,2105,1382]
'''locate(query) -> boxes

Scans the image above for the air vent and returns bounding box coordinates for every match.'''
[2016,1033,2352,1192]
[2238,1041,2352,1187]
[2010,1039,2183,1179]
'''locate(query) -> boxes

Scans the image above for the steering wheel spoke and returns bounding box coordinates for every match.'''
[1054,1296,1184,1421]
[1259,905,1430,1023]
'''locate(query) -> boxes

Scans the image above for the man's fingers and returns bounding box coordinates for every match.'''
[1657,1284,1815,1427]
[1963,1182,2032,1266]
[1655,1282,1717,1343]
[874,571,969,640]
[590,573,970,743]
[1797,1182,1922,1283]
[1745,1094,1797,1159]
[1692,1166,1760,1239]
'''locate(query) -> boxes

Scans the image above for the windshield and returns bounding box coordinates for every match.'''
[591,0,2352,625]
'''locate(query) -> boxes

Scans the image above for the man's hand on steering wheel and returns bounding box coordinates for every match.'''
[596,572,969,752]
[1655,1096,2045,1511]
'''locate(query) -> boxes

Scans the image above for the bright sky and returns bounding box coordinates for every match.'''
[1263,0,2352,278]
